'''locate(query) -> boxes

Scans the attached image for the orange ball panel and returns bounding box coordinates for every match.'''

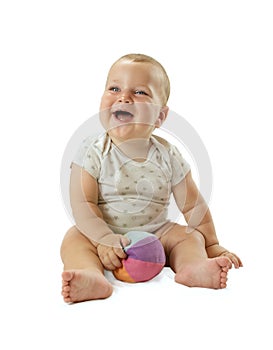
[113,265,135,283]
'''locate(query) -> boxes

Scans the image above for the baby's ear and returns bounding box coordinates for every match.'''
[155,106,169,128]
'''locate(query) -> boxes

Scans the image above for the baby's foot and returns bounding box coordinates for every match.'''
[61,269,113,303]
[175,257,232,289]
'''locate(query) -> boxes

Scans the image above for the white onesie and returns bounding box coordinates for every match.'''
[73,133,190,235]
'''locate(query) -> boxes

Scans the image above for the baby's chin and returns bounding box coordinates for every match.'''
[108,125,139,143]
[108,124,154,144]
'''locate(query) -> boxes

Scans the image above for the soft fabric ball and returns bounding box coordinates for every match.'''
[113,231,166,283]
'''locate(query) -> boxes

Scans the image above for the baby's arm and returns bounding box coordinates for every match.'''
[70,163,129,270]
[172,171,242,268]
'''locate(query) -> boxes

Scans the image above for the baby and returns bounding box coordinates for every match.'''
[61,53,243,303]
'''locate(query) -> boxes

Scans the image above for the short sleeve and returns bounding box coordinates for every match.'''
[169,144,190,186]
[72,136,101,179]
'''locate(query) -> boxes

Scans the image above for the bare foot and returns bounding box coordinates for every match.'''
[61,269,113,303]
[175,257,232,289]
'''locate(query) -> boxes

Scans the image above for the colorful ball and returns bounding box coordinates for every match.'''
[113,231,166,283]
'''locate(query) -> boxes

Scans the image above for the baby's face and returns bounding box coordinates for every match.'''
[99,61,168,144]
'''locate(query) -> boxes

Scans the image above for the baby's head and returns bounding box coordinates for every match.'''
[106,53,170,106]
[100,53,170,143]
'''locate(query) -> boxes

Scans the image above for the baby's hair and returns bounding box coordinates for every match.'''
[107,53,170,105]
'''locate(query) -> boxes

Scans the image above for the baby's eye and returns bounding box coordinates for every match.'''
[109,86,120,92]
[135,90,148,95]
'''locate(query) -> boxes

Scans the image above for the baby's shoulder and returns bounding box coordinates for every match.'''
[80,133,110,155]
[151,134,171,150]
[151,134,188,162]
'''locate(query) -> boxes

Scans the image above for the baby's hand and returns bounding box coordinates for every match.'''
[221,251,243,269]
[97,234,130,271]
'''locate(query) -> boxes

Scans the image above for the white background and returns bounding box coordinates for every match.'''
[1,1,272,349]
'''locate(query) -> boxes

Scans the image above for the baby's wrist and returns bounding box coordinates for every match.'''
[206,244,228,258]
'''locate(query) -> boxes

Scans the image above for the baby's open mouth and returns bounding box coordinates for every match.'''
[113,110,134,122]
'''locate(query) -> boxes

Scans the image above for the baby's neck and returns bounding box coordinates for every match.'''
[114,138,152,162]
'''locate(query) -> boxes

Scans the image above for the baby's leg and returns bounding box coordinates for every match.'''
[159,224,232,289]
[61,226,113,303]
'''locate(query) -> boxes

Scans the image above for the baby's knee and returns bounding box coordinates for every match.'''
[160,225,205,255]
[62,226,82,243]
[61,226,92,253]
[189,229,206,245]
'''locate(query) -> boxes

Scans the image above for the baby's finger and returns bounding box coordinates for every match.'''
[100,254,114,270]
[120,235,131,248]
[233,257,240,269]
[108,249,123,269]
[99,251,118,270]
[233,254,243,268]
[113,246,127,259]
[228,253,240,269]
[234,254,243,267]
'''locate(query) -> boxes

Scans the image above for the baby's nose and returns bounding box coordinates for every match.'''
[118,92,133,104]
